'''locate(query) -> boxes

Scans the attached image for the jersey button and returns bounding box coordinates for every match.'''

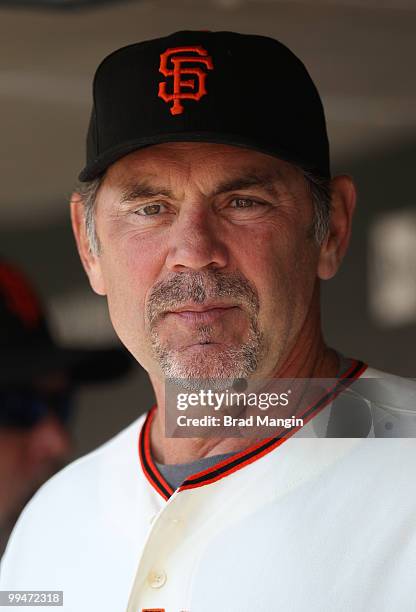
[148,569,167,589]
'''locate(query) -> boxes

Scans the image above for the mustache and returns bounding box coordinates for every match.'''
[146,270,259,326]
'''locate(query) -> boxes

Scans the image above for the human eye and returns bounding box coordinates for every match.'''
[133,202,168,216]
[221,195,275,222]
[230,197,264,209]
[228,197,273,213]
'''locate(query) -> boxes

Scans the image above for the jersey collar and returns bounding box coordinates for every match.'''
[139,359,368,500]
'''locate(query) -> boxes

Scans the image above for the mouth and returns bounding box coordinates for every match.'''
[165,304,239,324]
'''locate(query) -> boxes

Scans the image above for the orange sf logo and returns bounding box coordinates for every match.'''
[158,46,214,116]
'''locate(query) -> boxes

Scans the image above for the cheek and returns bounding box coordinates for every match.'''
[98,230,163,350]
[236,222,318,325]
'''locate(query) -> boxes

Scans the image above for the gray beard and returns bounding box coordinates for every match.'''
[150,319,264,392]
[146,270,265,392]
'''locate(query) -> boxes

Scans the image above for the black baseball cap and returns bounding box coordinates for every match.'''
[0,259,133,386]
[79,30,330,182]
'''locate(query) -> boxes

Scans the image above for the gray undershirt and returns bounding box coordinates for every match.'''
[155,353,354,490]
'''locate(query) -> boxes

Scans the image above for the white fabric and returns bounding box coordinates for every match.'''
[1,366,416,612]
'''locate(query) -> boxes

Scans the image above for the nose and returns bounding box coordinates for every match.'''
[165,206,229,272]
[26,415,72,469]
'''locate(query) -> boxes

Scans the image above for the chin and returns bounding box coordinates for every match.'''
[158,343,260,391]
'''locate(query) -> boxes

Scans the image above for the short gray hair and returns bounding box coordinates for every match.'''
[300,168,331,244]
[76,177,103,255]
[76,167,331,255]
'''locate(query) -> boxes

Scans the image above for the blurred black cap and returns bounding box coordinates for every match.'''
[0,259,133,387]
[79,30,330,181]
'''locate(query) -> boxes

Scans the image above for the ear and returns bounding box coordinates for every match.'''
[317,175,356,280]
[70,192,107,296]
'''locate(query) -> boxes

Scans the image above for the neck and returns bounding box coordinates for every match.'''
[271,320,339,380]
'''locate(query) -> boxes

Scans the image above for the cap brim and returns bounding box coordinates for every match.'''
[79,131,320,182]
[0,345,135,387]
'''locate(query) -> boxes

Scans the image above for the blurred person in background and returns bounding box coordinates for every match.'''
[0,258,131,555]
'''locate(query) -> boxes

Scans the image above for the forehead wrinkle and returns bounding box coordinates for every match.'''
[113,155,291,207]
[115,154,197,204]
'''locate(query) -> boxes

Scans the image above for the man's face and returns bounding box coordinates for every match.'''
[82,143,322,383]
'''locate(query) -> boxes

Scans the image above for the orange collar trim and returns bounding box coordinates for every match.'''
[138,359,368,500]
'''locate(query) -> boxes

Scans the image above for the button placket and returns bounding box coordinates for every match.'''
[127,490,195,611]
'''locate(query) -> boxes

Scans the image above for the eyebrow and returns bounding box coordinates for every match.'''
[212,169,284,198]
[120,181,173,204]
[118,167,285,205]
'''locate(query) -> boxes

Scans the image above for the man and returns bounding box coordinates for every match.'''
[1,31,415,612]
[0,258,131,556]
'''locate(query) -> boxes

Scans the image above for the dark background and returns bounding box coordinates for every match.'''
[1,0,415,459]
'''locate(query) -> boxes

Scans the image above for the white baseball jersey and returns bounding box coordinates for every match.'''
[2,360,416,612]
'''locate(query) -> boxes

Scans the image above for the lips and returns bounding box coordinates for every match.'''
[170,302,235,313]
[166,304,239,324]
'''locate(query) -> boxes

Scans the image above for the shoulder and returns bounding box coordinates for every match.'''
[29,410,147,501]
[358,364,416,436]
[0,412,148,584]
[360,363,415,398]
